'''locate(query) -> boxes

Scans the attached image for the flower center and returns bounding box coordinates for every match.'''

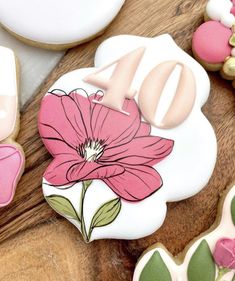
[78,139,105,162]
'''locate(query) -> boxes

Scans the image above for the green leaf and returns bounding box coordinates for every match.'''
[90,198,121,228]
[231,196,235,226]
[230,35,235,47]
[46,195,80,222]
[140,251,172,281]
[187,240,215,281]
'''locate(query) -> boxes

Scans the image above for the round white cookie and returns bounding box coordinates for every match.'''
[0,0,125,50]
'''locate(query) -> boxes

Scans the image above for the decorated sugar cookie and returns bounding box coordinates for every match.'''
[38,35,217,242]
[133,185,235,281]
[0,0,125,50]
[192,0,235,87]
[0,46,25,207]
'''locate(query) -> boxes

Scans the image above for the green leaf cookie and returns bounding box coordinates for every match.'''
[187,240,215,281]
[140,251,172,281]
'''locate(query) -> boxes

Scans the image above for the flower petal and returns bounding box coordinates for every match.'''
[44,154,83,186]
[39,90,93,156]
[91,95,141,147]
[67,161,125,182]
[60,94,92,143]
[104,165,162,201]
[39,93,81,155]
[65,89,93,139]
[135,122,151,137]
[100,136,174,165]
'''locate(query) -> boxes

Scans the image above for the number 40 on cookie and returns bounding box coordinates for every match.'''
[84,47,196,129]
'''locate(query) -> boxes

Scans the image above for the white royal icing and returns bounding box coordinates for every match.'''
[133,186,235,281]
[206,0,235,28]
[41,35,217,242]
[0,0,125,45]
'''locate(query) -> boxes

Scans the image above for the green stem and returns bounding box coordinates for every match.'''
[87,226,94,242]
[215,267,231,281]
[79,180,92,242]
[231,274,235,281]
[80,185,88,241]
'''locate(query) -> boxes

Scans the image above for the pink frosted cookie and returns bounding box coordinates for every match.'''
[133,185,235,281]
[192,0,235,86]
[0,46,25,207]
[38,35,217,243]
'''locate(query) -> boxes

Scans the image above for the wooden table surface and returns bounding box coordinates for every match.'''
[0,0,234,280]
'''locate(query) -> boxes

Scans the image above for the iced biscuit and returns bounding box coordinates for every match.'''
[38,35,217,242]
[0,46,25,207]
[0,0,125,50]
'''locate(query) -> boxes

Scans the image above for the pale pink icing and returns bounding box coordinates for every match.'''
[193,21,232,63]
[0,144,24,207]
[85,50,195,129]
[84,47,145,115]
[139,61,196,129]
[0,95,17,142]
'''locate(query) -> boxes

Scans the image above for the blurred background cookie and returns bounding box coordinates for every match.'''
[192,0,235,87]
[0,0,125,50]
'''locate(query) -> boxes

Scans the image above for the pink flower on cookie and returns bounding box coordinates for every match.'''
[39,90,174,202]
[214,238,235,269]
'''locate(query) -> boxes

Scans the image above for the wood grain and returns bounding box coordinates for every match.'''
[0,0,234,280]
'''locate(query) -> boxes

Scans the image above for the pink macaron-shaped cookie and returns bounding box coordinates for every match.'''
[193,21,232,64]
